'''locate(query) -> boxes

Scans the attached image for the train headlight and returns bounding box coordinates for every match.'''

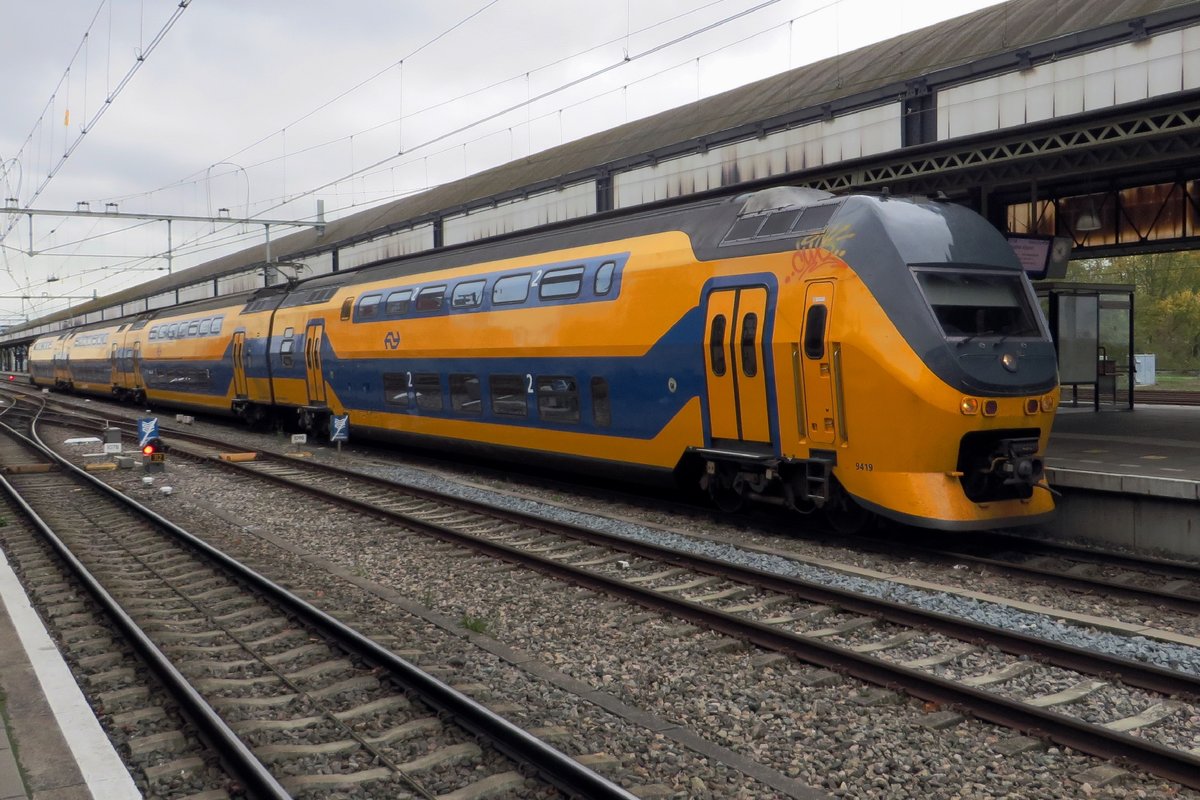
[982,400,999,416]
[1040,394,1056,413]
[960,397,979,415]
[1000,352,1019,372]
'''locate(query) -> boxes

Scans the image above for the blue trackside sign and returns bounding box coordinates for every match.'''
[138,417,159,447]
[329,414,350,442]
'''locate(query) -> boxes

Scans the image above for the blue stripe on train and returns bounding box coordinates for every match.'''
[327,306,707,439]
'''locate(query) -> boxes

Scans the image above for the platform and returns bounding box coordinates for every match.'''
[0,547,139,799]
[1042,404,1200,557]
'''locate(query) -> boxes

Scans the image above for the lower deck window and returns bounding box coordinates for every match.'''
[383,373,410,408]
[537,376,579,423]
[450,374,481,414]
[490,374,528,417]
[413,373,443,411]
[591,377,610,426]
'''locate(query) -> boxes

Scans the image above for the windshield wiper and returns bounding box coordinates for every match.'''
[956,329,996,348]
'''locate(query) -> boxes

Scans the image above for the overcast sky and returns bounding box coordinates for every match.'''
[0,0,1003,323]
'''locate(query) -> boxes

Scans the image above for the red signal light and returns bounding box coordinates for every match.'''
[142,440,160,456]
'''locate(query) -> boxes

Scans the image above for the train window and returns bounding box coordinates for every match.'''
[283,327,294,338]
[759,210,801,236]
[595,261,615,295]
[199,319,212,336]
[383,374,410,409]
[493,274,530,305]
[415,286,446,311]
[490,374,528,417]
[358,294,382,319]
[537,376,579,423]
[211,316,223,335]
[385,289,412,315]
[149,328,158,340]
[451,280,485,309]
[725,216,765,242]
[804,305,828,359]
[187,321,200,337]
[167,323,178,339]
[280,339,295,368]
[340,298,354,320]
[591,377,611,427]
[709,315,727,376]
[913,271,1041,338]
[450,374,482,414]
[539,266,584,300]
[740,313,759,377]
[413,373,443,410]
[794,204,838,233]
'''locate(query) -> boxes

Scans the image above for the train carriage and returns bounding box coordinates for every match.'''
[136,295,250,415]
[28,333,64,388]
[54,323,126,395]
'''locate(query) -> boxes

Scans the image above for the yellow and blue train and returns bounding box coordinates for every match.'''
[29,187,1059,531]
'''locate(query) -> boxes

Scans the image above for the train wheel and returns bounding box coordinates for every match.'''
[702,462,746,513]
[824,485,871,534]
[711,486,745,513]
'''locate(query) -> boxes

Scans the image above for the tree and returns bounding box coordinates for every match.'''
[1063,251,1200,373]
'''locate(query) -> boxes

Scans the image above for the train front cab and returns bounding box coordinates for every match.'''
[689,193,1056,532]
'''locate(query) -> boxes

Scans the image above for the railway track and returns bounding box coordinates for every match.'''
[877,528,1200,615]
[0,399,634,799]
[28,398,1200,792]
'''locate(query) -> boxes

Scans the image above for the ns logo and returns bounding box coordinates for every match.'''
[383,331,401,350]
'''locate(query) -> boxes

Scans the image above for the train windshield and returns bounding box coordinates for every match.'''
[914,269,1042,339]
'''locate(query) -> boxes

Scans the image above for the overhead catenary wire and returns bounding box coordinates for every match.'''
[98,0,745,207]
[12,0,965,318]
[0,0,194,243]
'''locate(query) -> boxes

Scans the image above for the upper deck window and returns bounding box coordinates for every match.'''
[539,266,584,300]
[594,261,615,295]
[493,274,530,305]
[914,270,1041,339]
[451,280,485,309]
[385,290,412,316]
[358,294,382,320]
[415,285,446,311]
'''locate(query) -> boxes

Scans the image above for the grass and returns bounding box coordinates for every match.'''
[1142,372,1200,391]
[459,614,490,635]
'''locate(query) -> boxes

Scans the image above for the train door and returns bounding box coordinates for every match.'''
[801,281,837,445]
[110,342,120,386]
[232,331,248,398]
[304,321,327,405]
[702,286,772,447]
[131,341,144,393]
